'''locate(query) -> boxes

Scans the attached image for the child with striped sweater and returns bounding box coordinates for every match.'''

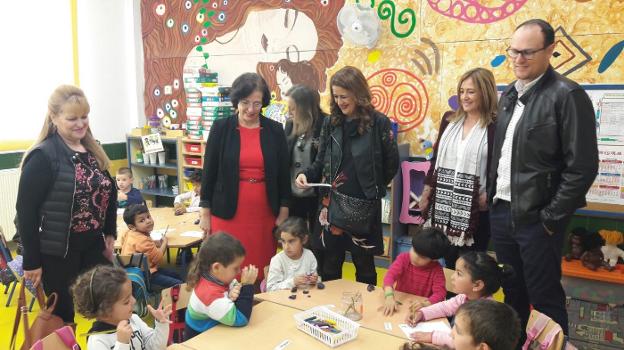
[184,232,258,340]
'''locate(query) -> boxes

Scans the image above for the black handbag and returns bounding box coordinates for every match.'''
[327,122,379,236]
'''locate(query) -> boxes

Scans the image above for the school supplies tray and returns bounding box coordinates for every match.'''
[293,306,359,348]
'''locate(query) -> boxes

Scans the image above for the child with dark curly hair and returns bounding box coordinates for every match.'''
[71,265,171,349]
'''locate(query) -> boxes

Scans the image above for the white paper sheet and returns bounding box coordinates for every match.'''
[306,183,332,187]
[181,231,204,238]
[398,320,452,339]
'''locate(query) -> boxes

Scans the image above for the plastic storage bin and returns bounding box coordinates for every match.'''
[293,306,359,348]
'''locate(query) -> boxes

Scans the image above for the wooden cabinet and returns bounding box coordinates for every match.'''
[178,138,206,192]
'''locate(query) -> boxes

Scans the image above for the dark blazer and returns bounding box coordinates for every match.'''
[199,115,291,219]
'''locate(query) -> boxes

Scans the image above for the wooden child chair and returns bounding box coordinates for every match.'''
[161,283,191,344]
[523,310,576,350]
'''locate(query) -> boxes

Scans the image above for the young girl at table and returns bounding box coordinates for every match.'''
[184,232,258,340]
[71,265,171,350]
[174,170,202,215]
[402,299,521,350]
[383,227,450,316]
[407,251,514,348]
[265,217,319,291]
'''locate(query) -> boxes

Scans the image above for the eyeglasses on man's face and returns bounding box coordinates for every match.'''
[506,46,548,60]
[239,100,263,110]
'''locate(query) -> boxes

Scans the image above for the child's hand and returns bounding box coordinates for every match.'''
[307,273,319,284]
[406,310,424,327]
[229,283,242,301]
[174,202,185,215]
[294,275,307,287]
[147,300,173,323]
[409,331,432,343]
[410,300,430,311]
[241,265,258,285]
[161,237,168,248]
[118,191,128,201]
[116,319,133,344]
[383,296,398,316]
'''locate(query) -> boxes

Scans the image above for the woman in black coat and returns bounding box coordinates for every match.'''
[296,66,399,284]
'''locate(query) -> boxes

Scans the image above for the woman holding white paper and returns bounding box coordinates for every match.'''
[295,66,399,284]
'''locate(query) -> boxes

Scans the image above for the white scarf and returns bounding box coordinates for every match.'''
[430,117,487,246]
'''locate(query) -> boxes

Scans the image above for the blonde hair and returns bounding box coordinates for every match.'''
[451,68,497,127]
[21,85,110,170]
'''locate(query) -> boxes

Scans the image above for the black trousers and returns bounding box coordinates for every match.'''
[289,196,318,231]
[313,248,377,285]
[443,211,491,269]
[490,201,569,340]
[41,231,112,323]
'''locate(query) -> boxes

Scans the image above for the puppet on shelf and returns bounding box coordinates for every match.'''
[565,227,586,261]
[598,230,624,270]
[580,229,606,271]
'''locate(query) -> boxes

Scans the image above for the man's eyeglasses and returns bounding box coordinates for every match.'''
[506,47,548,60]
[239,100,263,110]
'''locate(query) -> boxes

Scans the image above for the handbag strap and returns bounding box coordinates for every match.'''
[56,326,80,349]
[10,282,31,350]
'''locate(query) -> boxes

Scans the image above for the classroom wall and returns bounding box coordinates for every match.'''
[140,0,624,155]
[77,0,145,144]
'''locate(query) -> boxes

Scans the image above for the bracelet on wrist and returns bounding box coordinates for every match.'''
[384,291,394,298]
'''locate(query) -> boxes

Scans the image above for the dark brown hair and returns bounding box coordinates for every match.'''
[459,251,515,296]
[456,299,521,350]
[186,232,246,290]
[274,217,309,241]
[71,265,129,319]
[329,66,375,135]
[230,73,271,108]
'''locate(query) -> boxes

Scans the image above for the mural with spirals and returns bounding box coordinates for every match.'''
[142,0,624,155]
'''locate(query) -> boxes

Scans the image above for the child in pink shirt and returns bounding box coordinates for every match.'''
[408,251,514,348]
[383,228,450,316]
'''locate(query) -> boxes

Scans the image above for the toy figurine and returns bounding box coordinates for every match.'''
[598,230,624,270]
[580,230,606,271]
[565,227,586,261]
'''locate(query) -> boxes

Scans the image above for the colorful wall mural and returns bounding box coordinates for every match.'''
[141,0,624,154]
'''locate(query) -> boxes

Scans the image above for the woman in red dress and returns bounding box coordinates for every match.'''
[199,73,290,280]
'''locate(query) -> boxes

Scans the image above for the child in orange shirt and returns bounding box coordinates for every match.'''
[121,204,182,288]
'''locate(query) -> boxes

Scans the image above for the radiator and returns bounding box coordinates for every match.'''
[0,168,19,240]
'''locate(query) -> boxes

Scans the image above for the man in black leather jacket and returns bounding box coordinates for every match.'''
[488,19,598,339]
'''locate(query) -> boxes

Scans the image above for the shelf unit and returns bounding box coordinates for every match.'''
[126,135,182,206]
[178,138,206,192]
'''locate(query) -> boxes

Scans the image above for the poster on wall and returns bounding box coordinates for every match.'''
[585,86,624,206]
[586,144,624,205]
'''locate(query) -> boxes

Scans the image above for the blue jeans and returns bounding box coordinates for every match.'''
[490,201,569,338]
[150,268,182,288]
